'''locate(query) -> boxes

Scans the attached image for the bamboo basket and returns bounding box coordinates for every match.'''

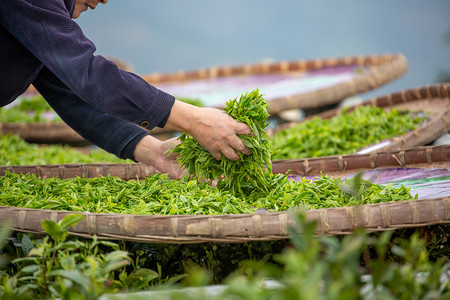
[0,145,448,243]
[270,84,450,154]
[1,53,407,143]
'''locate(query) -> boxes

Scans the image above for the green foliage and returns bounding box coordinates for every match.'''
[120,240,287,285]
[270,106,426,160]
[93,215,450,300]
[0,224,11,269]
[0,215,162,299]
[0,95,61,123]
[0,134,129,165]
[184,214,449,300]
[173,89,273,196]
[1,214,448,299]
[0,171,413,215]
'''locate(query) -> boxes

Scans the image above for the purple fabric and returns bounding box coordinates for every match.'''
[156,66,364,107]
[0,0,174,128]
[0,0,178,160]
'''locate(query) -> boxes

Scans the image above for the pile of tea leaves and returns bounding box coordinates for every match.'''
[172,89,273,196]
[270,106,427,160]
[0,90,415,215]
[0,171,413,215]
[0,134,129,165]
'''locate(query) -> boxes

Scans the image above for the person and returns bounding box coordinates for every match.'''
[0,0,252,178]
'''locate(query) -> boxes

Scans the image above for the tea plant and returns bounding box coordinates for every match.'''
[215,213,450,300]
[0,214,162,299]
[95,214,450,300]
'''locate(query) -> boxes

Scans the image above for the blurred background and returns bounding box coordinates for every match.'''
[77,0,450,100]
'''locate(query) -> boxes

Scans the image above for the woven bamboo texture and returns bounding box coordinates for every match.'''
[0,197,448,243]
[270,84,450,153]
[272,144,450,176]
[0,145,448,243]
[1,53,407,143]
[1,145,448,179]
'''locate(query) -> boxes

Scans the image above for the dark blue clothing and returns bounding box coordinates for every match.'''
[0,0,175,160]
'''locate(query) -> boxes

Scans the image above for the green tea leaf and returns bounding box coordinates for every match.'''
[58,214,85,231]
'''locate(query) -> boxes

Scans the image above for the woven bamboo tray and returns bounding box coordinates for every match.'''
[0,145,448,243]
[1,145,447,179]
[270,84,450,154]
[144,53,408,114]
[0,53,407,143]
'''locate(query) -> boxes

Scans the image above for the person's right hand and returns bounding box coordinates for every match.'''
[164,100,253,161]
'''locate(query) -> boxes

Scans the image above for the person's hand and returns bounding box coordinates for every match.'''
[164,100,252,160]
[189,107,252,160]
[133,135,185,179]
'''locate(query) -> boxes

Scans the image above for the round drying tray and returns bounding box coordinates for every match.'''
[0,53,407,143]
[144,53,407,114]
[1,145,447,180]
[270,84,450,155]
[0,145,448,243]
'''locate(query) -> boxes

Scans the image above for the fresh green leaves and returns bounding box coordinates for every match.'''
[0,171,413,215]
[0,95,61,123]
[0,134,130,165]
[0,214,147,299]
[41,214,84,243]
[270,106,427,159]
[173,89,273,196]
[219,213,450,300]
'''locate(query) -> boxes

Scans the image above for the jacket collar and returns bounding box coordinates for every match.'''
[64,0,76,18]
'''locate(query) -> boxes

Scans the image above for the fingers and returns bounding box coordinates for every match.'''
[206,136,250,161]
[154,156,185,179]
[205,126,252,161]
[234,121,253,136]
[229,135,252,155]
[221,145,240,161]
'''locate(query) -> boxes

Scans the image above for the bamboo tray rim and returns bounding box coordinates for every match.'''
[1,144,447,179]
[0,196,448,244]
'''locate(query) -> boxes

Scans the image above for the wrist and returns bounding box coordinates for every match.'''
[133,135,161,166]
[164,100,201,134]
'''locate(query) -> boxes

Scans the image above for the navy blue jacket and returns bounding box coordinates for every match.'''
[0,0,175,160]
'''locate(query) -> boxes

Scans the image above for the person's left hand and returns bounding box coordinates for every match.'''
[133,135,185,179]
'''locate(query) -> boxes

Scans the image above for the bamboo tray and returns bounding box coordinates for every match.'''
[0,53,407,143]
[1,145,447,180]
[0,145,448,243]
[270,84,450,155]
[144,53,408,114]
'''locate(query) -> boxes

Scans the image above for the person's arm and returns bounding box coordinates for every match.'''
[0,0,252,161]
[0,0,173,129]
[33,66,184,178]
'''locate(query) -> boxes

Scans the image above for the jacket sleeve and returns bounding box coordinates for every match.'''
[0,0,174,129]
[33,66,150,161]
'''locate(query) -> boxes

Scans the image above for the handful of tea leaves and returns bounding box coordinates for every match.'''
[172,89,272,196]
